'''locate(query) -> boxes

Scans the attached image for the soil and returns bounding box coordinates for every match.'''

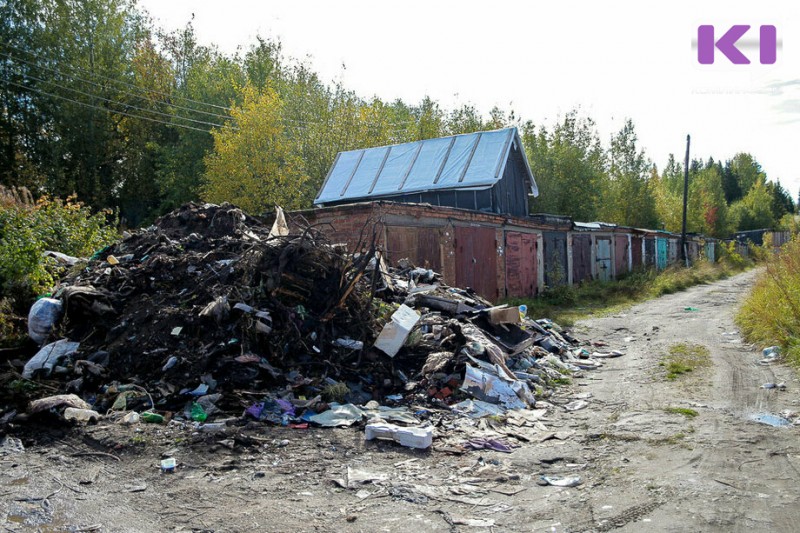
[3,268,799,533]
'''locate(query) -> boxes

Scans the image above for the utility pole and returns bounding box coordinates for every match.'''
[680,134,690,264]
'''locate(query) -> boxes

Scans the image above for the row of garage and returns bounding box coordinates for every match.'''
[293,201,720,302]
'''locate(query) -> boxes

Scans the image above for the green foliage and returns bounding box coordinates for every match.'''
[737,237,800,366]
[506,261,741,327]
[602,119,659,228]
[0,187,118,297]
[0,2,791,233]
[664,407,698,418]
[729,181,775,231]
[525,110,607,221]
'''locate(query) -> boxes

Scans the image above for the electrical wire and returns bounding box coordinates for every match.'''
[8,67,232,130]
[0,42,235,113]
[1,50,234,121]
[2,77,222,134]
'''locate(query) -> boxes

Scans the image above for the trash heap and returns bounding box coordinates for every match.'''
[6,203,621,449]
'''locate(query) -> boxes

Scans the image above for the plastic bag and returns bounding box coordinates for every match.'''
[22,339,80,379]
[27,298,63,344]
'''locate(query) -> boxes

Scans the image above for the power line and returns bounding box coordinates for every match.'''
[1,50,234,122]
[0,42,235,113]
[7,67,232,130]
[2,77,220,134]
[0,44,440,130]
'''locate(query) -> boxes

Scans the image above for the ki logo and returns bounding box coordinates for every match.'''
[697,25,777,65]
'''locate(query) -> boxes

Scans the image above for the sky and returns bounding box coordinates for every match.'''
[138,0,800,197]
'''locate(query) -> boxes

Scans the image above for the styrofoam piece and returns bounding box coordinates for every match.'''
[365,422,432,449]
[373,304,420,357]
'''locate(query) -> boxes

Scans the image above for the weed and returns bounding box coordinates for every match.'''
[664,407,698,418]
[738,237,800,367]
[662,343,710,381]
[506,261,747,326]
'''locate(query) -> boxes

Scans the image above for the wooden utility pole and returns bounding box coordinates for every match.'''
[680,134,690,263]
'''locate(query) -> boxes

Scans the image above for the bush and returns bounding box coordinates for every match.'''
[737,237,800,366]
[0,187,118,343]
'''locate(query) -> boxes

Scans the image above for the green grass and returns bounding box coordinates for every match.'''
[738,237,800,367]
[507,260,748,326]
[664,407,698,418]
[660,343,711,380]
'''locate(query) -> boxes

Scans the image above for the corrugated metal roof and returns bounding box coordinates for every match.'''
[314,127,537,205]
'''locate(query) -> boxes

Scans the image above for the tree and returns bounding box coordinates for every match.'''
[601,119,658,228]
[729,180,775,231]
[727,153,766,199]
[765,179,795,221]
[525,110,607,221]
[202,84,309,214]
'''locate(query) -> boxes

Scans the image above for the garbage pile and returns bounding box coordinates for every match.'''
[4,203,621,449]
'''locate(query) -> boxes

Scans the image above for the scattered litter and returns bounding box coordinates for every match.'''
[63,408,101,422]
[309,404,364,427]
[365,422,433,449]
[374,304,420,357]
[160,457,176,473]
[750,413,792,427]
[540,475,582,487]
[564,400,589,411]
[0,436,25,455]
[761,382,786,390]
[27,298,63,344]
[29,394,90,414]
[22,339,80,379]
[462,438,516,453]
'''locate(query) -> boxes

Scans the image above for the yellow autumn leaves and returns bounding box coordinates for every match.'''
[202,85,310,214]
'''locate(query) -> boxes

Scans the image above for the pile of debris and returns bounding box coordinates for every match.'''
[3,203,621,449]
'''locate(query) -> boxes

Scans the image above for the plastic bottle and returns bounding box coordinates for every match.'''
[141,411,164,423]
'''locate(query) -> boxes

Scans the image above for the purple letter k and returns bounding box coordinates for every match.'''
[698,25,751,64]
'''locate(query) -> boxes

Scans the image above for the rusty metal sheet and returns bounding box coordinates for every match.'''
[505,231,537,297]
[572,234,592,283]
[385,226,441,272]
[630,236,643,268]
[596,238,612,281]
[543,231,568,286]
[455,226,498,301]
[614,235,629,277]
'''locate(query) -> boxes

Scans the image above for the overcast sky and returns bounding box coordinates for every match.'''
[139,0,799,197]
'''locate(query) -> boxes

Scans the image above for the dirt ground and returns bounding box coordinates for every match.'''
[3,268,799,533]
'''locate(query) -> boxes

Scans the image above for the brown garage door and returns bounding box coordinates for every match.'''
[455,226,498,301]
[385,226,442,272]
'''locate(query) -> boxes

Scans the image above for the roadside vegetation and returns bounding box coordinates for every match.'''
[0,186,117,347]
[737,236,800,366]
[509,246,752,326]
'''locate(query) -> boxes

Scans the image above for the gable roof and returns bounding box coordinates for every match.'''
[314,127,538,205]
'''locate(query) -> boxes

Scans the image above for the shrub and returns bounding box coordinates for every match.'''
[737,237,800,366]
[0,187,118,343]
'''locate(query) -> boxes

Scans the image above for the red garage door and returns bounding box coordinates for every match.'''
[505,231,537,298]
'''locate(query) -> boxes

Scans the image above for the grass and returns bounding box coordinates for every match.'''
[660,343,711,380]
[664,407,698,418]
[507,259,749,327]
[737,237,800,367]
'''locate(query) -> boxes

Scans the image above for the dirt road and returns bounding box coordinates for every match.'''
[3,269,799,532]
